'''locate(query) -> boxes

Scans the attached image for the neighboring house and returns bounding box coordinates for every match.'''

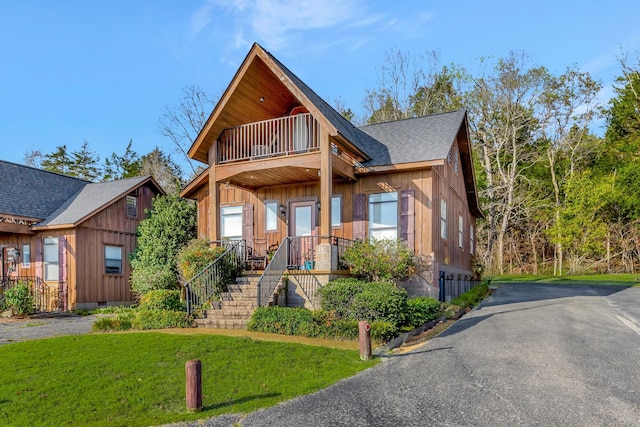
[181,43,483,311]
[0,160,163,311]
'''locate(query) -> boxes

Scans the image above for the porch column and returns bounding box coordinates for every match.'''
[319,129,332,242]
[316,128,334,271]
[208,143,219,242]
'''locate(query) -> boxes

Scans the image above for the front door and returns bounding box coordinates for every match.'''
[288,201,317,268]
[2,247,18,280]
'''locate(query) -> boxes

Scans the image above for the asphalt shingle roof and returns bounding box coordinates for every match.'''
[0,160,88,219]
[265,48,464,166]
[38,176,150,226]
[0,160,153,227]
[357,109,467,166]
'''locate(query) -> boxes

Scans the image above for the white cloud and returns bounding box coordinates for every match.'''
[189,0,374,51]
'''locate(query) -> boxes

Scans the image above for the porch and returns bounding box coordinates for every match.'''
[183,237,353,327]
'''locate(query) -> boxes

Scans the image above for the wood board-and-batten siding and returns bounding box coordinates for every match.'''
[194,150,476,275]
[1,184,156,309]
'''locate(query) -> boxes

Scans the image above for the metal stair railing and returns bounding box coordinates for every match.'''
[184,240,244,314]
[257,238,289,307]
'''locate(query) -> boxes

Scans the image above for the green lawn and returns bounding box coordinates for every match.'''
[490,273,640,286]
[0,333,377,427]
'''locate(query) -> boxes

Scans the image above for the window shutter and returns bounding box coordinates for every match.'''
[353,193,366,240]
[243,204,254,248]
[400,189,415,249]
[58,236,67,311]
[35,238,42,280]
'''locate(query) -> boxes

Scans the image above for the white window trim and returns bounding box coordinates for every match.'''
[22,244,30,267]
[221,205,243,240]
[368,192,398,240]
[265,200,278,232]
[470,225,475,255]
[104,245,123,275]
[331,195,342,228]
[126,195,138,218]
[458,214,464,249]
[440,198,447,240]
[43,237,59,282]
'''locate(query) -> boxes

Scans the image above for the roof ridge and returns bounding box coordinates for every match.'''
[0,159,91,183]
[358,108,466,129]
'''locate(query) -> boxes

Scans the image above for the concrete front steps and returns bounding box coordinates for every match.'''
[195,275,260,330]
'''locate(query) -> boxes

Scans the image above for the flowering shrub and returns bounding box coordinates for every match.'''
[342,238,416,283]
[176,239,227,281]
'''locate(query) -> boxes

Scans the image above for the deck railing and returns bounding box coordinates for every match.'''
[257,238,290,307]
[218,113,321,164]
[0,276,65,312]
[184,240,245,314]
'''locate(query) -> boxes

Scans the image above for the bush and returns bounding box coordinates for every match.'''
[349,281,408,326]
[449,282,489,309]
[131,309,194,330]
[130,264,178,295]
[139,290,185,311]
[406,297,441,327]
[92,313,134,332]
[247,306,314,335]
[3,283,34,316]
[176,239,227,282]
[343,239,416,283]
[247,307,397,343]
[317,278,365,318]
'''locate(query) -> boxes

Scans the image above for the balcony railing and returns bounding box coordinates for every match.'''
[217,113,321,164]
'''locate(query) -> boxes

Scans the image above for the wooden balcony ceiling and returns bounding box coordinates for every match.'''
[194,56,299,163]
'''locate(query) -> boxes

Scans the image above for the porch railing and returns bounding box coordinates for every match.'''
[257,238,289,307]
[0,276,66,313]
[217,113,321,164]
[257,236,354,307]
[184,240,244,314]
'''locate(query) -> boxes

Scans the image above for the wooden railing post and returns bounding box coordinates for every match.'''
[186,360,202,412]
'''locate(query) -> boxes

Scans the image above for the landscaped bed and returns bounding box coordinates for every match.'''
[0,333,377,427]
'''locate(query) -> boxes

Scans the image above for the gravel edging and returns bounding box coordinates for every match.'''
[0,314,97,345]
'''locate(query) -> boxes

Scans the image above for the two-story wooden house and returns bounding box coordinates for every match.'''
[181,43,482,311]
[0,160,163,311]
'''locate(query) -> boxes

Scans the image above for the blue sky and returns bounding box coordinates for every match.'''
[1,0,639,174]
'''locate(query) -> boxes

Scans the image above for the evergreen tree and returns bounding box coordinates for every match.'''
[40,145,73,176]
[70,140,101,181]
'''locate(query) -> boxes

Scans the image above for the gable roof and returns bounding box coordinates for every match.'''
[35,176,156,228]
[0,160,88,220]
[357,109,467,166]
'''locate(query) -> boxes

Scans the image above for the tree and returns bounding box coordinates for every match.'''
[70,140,101,181]
[24,150,43,168]
[158,85,216,177]
[40,145,73,176]
[464,52,548,274]
[140,147,183,195]
[130,195,197,294]
[363,49,464,124]
[103,140,142,181]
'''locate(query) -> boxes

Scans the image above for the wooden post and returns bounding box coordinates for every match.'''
[358,321,372,361]
[319,128,332,244]
[186,360,202,412]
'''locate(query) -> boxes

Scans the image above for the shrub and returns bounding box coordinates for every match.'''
[131,309,194,330]
[247,306,314,335]
[92,313,134,332]
[139,290,185,311]
[349,281,408,326]
[317,278,365,318]
[3,283,34,316]
[343,239,416,283]
[449,282,489,309]
[406,297,441,327]
[176,239,227,282]
[247,307,398,343]
[130,264,178,295]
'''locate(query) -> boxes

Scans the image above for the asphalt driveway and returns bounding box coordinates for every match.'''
[179,283,640,426]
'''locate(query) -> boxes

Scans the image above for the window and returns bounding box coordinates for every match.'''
[105,245,123,274]
[22,244,30,267]
[458,214,464,248]
[43,237,59,281]
[470,226,475,255]
[265,201,278,231]
[221,205,243,240]
[454,149,459,174]
[331,196,341,227]
[369,192,398,239]
[440,198,447,240]
[126,196,137,218]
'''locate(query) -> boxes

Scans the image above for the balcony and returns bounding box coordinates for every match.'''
[217,113,321,164]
